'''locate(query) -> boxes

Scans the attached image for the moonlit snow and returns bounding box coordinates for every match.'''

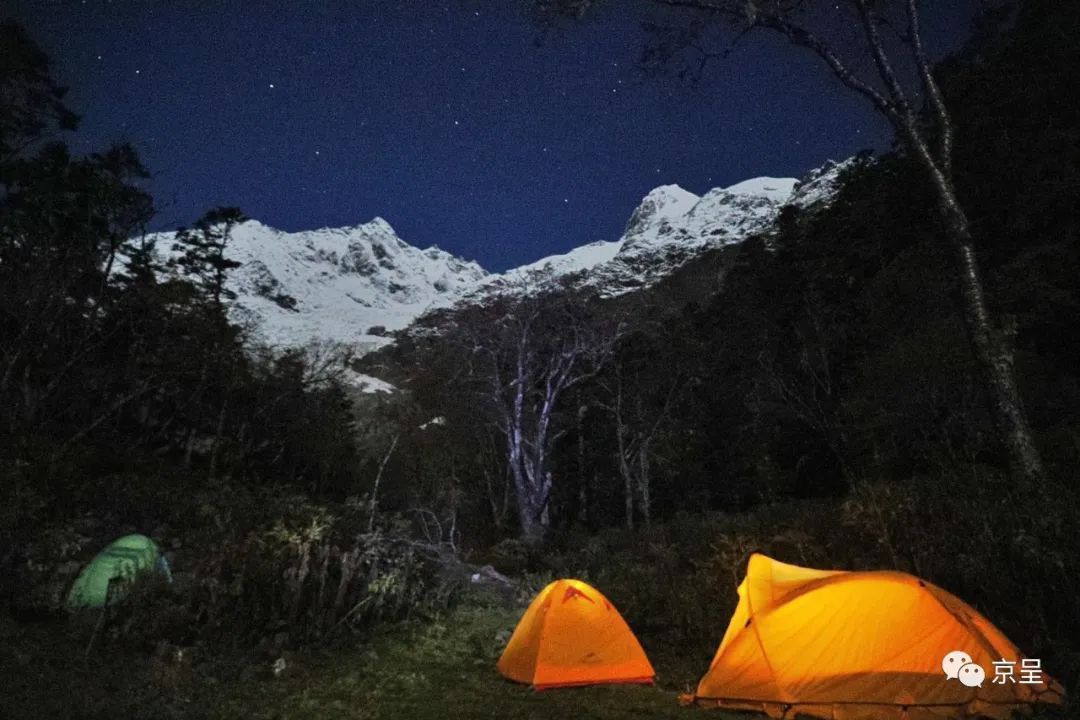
[140,159,853,393]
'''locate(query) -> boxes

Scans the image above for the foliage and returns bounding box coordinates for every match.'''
[33,479,457,655]
[0,24,422,644]
[2,3,1080,710]
[349,11,1080,689]
[1,601,730,720]
[537,484,1080,688]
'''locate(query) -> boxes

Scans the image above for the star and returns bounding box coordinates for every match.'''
[269,83,275,88]
[135,69,141,75]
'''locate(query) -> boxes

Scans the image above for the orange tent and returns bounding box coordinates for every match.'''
[686,554,1064,719]
[497,578,655,690]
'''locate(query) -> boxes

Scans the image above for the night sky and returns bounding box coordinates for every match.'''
[13,1,976,271]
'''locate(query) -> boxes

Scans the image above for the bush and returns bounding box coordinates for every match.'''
[532,479,1080,688]
[12,477,460,653]
[144,492,455,648]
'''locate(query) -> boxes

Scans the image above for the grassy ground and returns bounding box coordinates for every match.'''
[215,604,720,720]
[0,599,734,720]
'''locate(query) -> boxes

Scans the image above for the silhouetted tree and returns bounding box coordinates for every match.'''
[0,21,78,163]
[534,0,1048,491]
[170,206,246,309]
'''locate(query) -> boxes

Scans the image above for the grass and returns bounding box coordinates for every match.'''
[213,603,725,720]
[0,598,737,720]
[3,592,1070,719]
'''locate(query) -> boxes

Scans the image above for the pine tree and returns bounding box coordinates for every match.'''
[170,207,246,310]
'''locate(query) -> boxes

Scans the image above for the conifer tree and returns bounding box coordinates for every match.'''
[170,206,246,309]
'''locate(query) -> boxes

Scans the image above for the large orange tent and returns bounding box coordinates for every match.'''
[497,578,655,690]
[685,554,1064,719]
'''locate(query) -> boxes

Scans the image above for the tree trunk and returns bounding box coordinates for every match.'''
[950,224,1045,487]
[518,496,547,545]
[577,481,588,526]
[638,437,652,527]
[613,371,635,529]
[367,434,399,533]
[920,162,1046,489]
[576,402,588,525]
[511,459,548,545]
[184,427,196,467]
[207,401,228,481]
[617,425,634,530]
[873,0,1047,491]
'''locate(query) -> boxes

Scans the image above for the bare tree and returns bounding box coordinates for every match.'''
[541,0,1045,489]
[597,356,681,529]
[462,284,620,542]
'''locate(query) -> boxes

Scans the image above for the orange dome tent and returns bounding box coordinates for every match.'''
[497,578,655,690]
[684,554,1064,719]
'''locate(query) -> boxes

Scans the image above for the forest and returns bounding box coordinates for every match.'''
[1,2,1078,718]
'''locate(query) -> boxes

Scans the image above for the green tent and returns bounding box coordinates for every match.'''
[66,534,170,610]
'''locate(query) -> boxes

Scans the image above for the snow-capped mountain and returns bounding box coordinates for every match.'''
[146,217,488,353]
[142,158,854,368]
[487,175,800,296]
[481,160,852,297]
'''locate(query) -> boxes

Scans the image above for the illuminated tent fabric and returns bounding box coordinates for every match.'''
[686,554,1064,720]
[497,578,655,690]
[66,534,171,610]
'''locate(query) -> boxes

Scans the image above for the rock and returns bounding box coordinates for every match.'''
[475,564,511,586]
[271,652,298,678]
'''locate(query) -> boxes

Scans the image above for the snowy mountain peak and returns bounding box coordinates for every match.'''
[145,159,857,366]
[787,157,859,209]
[568,172,800,294]
[624,184,701,238]
[364,216,394,232]
[473,161,852,300]
[147,217,487,354]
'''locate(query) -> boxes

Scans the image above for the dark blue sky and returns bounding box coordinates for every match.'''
[13,0,975,271]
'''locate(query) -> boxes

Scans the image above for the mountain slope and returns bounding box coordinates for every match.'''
[481,166,844,297]
[146,217,488,353]
[142,159,854,363]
